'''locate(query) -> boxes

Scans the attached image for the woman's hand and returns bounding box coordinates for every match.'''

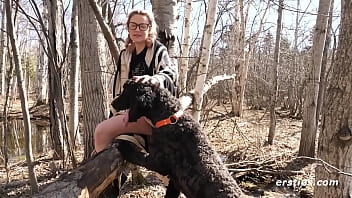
[132,75,161,87]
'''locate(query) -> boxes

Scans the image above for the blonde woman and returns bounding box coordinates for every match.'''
[94,10,178,153]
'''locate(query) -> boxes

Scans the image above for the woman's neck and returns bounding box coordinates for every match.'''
[135,42,146,54]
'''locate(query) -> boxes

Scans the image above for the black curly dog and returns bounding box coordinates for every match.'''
[112,80,244,198]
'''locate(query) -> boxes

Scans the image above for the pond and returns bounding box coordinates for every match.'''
[0,119,52,163]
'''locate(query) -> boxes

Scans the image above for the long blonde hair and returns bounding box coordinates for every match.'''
[125,10,157,52]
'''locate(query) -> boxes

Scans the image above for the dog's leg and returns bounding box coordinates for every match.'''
[165,179,181,198]
[118,140,149,166]
[118,141,170,176]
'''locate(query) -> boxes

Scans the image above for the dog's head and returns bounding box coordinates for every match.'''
[111,80,157,122]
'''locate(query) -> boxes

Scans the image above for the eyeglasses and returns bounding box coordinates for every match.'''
[128,22,150,31]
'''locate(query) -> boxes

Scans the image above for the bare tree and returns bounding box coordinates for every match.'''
[0,3,6,96]
[315,1,352,196]
[267,0,283,145]
[68,0,80,150]
[1,48,14,183]
[316,0,334,129]
[12,0,76,164]
[47,0,66,160]
[35,0,48,105]
[299,0,332,157]
[192,0,218,122]
[5,0,38,192]
[230,0,246,116]
[79,0,108,159]
[232,0,270,116]
[179,0,192,94]
[288,0,309,117]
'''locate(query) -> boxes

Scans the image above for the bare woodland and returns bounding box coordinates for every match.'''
[0,0,351,197]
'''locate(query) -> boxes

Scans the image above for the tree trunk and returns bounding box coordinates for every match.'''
[232,0,269,116]
[231,0,246,117]
[79,0,108,159]
[315,1,352,196]
[35,0,48,105]
[316,0,334,126]
[5,0,39,192]
[69,0,81,150]
[33,142,128,198]
[191,0,218,122]
[151,0,178,65]
[298,0,332,157]
[1,51,14,183]
[0,3,6,96]
[47,0,65,160]
[179,0,192,94]
[46,0,77,165]
[288,0,300,116]
[267,0,283,145]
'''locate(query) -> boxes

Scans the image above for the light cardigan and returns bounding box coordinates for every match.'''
[113,40,178,97]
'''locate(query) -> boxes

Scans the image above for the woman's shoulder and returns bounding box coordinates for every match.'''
[120,48,132,58]
[153,40,167,51]
[118,48,134,65]
[153,39,163,46]
[120,48,128,55]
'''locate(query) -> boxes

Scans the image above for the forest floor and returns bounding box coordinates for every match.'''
[0,95,317,198]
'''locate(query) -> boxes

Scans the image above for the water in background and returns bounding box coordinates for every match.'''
[0,119,51,163]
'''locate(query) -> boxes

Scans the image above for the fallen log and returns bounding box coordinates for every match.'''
[32,141,128,198]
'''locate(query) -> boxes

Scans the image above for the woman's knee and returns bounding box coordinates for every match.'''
[94,122,108,141]
[95,117,124,140]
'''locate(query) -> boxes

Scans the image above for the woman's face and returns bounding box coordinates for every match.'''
[128,14,150,44]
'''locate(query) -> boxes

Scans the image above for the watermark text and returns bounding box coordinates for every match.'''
[276,179,339,187]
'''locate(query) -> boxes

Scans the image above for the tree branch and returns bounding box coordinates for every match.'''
[33,142,128,198]
[296,156,352,177]
[88,0,120,63]
[203,74,236,95]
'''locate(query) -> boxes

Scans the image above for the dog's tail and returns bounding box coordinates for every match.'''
[179,90,195,111]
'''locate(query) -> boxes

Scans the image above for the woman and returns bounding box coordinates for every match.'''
[94,10,178,152]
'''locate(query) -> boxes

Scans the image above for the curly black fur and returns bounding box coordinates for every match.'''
[112,80,244,198]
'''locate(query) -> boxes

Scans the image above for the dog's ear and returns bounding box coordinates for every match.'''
[111,80,138,111]
[111,93,129,111]
[128,85,156,122]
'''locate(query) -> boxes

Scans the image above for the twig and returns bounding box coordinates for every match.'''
[296,156,352,177]
[207,119,223,138]
[226,159,276,167]
[228,167,305,176]
[210,108,250,142]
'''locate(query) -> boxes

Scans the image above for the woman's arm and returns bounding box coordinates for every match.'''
[152,47,178,96]
[133,42,179,95]
[154,48,178,84]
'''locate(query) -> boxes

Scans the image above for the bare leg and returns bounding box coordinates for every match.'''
[94,112,152,152]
